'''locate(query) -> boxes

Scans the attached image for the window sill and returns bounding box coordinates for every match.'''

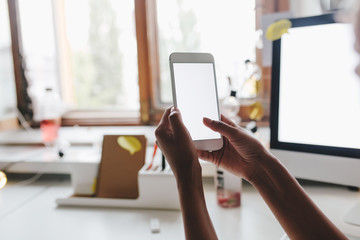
[61,110,142,126]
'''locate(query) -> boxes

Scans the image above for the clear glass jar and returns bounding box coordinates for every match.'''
[39,88,62,146]
[215,168,242,208]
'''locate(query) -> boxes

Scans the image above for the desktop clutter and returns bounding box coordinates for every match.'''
[56,135,180,210]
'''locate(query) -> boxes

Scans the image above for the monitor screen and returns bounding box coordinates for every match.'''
[271,13,360,159]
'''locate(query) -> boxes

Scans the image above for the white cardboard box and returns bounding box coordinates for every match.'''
[56,162,181,210]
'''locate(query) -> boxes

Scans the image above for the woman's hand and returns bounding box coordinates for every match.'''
[155,107,201,181]
[197,114,272,183]
[155,107,218,240]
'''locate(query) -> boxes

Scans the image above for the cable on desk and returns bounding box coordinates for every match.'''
[1,159,26,172]
[0,174,67,220]
[0,160,25,190]
[0,183,50,220]
[0,160,44,190]
[11,173,43,187]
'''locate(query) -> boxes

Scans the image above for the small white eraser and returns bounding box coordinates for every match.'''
[150,218,160,233]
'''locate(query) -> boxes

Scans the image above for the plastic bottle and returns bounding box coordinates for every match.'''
[221,90,241,124]
[240,59,262,99]
[39,88,62,146]
[239,60,264,121]
[216,168,242,208]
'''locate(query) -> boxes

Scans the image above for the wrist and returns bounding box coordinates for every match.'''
[175,161,203,191]
[247,151,285,189]
[250,152,300,202]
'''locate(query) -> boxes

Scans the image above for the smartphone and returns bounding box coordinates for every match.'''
[169,52,223,151]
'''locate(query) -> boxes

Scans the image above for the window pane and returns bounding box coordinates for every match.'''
[0,0,17,118]
[156,0,256,102]
[18,0,59,92]
[63,0,139,111]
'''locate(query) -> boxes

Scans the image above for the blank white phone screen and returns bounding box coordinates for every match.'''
[173,63,221,141]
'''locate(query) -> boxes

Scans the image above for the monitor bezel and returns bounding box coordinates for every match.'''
[270,13,360,159]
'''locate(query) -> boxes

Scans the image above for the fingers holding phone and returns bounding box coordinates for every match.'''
[155,107,200,179]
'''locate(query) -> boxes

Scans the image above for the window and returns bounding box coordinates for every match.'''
[155,0,256,104]
[17,0,140,124]
[6,0,264,126]
[61,0,139,112]
[18,0,59,98]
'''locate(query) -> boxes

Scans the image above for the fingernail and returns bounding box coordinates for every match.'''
[169,109,182,121]
[173,106,180,112]
[203,117,212,124]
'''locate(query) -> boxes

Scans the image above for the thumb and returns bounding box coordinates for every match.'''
[197,149,217,165]
[203,117,238,141]
[169,108,191,139]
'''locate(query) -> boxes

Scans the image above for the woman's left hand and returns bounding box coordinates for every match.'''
[155,107,201,181]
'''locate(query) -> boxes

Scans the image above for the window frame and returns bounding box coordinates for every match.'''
[6,0,289,127]
[7,0,33,123]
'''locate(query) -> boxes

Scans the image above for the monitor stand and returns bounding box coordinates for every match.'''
[344,201,360,226]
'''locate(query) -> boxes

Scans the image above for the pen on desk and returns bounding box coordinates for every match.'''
[161,154,166,171]
[147,143,158,171]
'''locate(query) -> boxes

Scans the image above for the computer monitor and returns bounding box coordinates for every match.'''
[270,13,360,225]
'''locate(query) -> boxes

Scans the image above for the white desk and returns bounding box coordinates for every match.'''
[0,175,360,240]
[0,127,360,239]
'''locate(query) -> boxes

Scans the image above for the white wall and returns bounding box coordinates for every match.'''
[289,0,350,17]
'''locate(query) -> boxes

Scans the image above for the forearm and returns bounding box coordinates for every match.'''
[176,166,218,240]
[250,152,347,240]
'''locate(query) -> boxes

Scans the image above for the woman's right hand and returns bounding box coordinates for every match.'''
[197,115,274,183]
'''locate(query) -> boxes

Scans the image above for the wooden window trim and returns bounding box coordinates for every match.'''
[61,111,141,126]
[53,0,75,109]
[135,0,155,125]
[8,0,33,123]
[0,117,19,131]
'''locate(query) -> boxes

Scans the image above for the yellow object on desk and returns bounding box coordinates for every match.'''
[0,170,7,190]
[117,136,143,155]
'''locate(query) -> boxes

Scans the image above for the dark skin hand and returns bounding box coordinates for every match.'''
[156,107,347,240]
[198,113,347,240]
[155,107,199,180]
[197,114,270,183]
[155,107,218,240]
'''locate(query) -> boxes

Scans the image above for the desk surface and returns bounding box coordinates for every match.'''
[0,175,360,240]
[1,127,360,239]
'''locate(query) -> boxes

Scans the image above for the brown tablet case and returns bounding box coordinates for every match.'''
[96,135,147,199]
